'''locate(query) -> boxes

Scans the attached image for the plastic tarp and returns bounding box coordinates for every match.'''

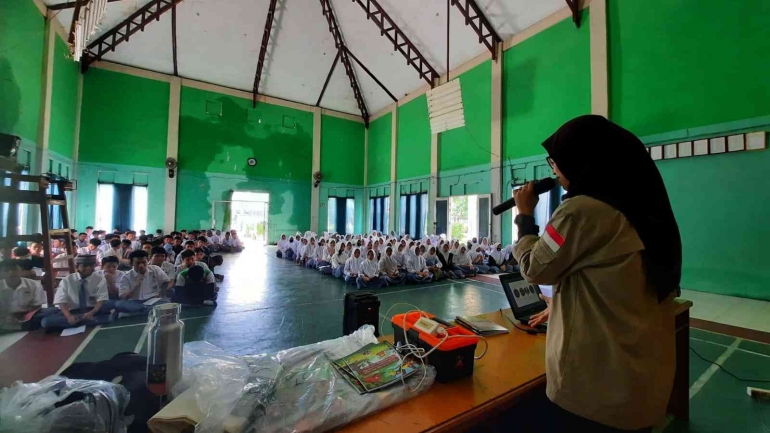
[175,325,435,433]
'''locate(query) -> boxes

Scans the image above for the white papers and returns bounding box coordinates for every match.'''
[61,325,86,337]
[144,298,161,306]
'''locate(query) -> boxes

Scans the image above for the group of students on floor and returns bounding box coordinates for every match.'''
[0,227,245,333]
[276,230,519,289]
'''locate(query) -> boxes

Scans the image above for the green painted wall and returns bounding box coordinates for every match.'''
[440,60,492,171]
[396,95,431,180]
[49,38,79,159]
[79,68,169,166]
[367,113,391,185]
[175,171,310,243]
[656,148,770,300]
[176,86,313,240]
[178,86,312,178]
[0,0,43,143]
[320,115,365,185]
[608,0,770,137]
[502,10,590,159]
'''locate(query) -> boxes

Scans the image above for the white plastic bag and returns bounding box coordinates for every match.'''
[179,325,436,433]
[0,376,133,433]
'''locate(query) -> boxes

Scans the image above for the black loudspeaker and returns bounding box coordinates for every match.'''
[343,292,381,337]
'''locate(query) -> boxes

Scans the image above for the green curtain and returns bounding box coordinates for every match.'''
[222,190,233,230]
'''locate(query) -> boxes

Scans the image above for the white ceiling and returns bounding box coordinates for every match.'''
[46,0,566,116]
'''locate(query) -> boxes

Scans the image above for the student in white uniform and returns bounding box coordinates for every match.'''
[75,233,89,249]
[303,237,318,268]
[357,250,385,289]
[174,241,196,267]
[97,256,124,300]
[331,244,348,278]
[78,238,102,257]
[453,245,478,276]
[343,248,363,285]
[379,246,406,286]
[276,234,288,258]
[424,246,444,281]
[0,260,57,331]
[115,250,170,316]
[176,249,211,274]
[42,255,114,330]
[150,246,177,284]
[406,246,433,284]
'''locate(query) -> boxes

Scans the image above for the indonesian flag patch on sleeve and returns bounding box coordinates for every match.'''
[543,224,565,253]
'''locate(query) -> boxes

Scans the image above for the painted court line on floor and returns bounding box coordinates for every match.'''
[690,337,770,359]
[134,324,150,353]
[689,337,741,400]
[451,279,507,296]
[0,332,27,354]
[101,314,214,330]
[56,325,102,375]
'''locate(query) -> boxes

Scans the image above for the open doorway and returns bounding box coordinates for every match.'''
[436,194,490,242]
[230,191,269,246]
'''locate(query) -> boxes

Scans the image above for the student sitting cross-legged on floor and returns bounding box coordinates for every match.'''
[97,256,124,300]
[115,250,171,317]
[0,260,59,331]
[357,249,385,289]
[150,246,176,282]
[343,247,363,285]
[331,243,348,278]
[42,255,115,330]
[453,245,478,277]
[171,265,218,306]
[424,246,445,281]
[406,246,433,284]
[379,246,406,286]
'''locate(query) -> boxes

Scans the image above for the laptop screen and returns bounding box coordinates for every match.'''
[499,272,548,319]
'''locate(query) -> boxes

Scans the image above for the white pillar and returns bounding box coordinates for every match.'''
[490,44,503,242]
[34,13,56,176]
[71,72,84,227]
[590,0,609,118]
[427,131,438,235]
[363,127,369,231]
[164,77,181,232]
[310,107,322,233]
[388,104,398,234]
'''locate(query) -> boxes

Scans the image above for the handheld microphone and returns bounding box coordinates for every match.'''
[492,177,557,215]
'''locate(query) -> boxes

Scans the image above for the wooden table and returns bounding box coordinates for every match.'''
[338,300,693,433]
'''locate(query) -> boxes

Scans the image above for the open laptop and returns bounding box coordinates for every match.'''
[499,272,548,327]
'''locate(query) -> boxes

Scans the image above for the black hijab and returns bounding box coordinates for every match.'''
[542,115,681,302]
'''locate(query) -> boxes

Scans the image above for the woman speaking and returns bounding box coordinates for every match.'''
[513,115,682,432]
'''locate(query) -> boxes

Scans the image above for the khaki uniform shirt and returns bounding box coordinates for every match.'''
[514,195,675,430]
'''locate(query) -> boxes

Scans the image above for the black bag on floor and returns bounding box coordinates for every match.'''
[61,353,156,433]
[342,292,380,337]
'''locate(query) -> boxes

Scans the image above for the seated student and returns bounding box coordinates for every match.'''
[379,246,406,286]
[141,241,153,255]
[211,230,223,250]
[28,242,44,257]
[357,250,385,289]
[0,260,57,331]
[97,256,124,300]
[471,245,492,274]
[193,248,209,268]
[126,231,141,251]
[343,248,363,285]
[51,238,66,255]
[276,234,288,258]
[295,237,308,266]
[171,236,184,256]
[171,265,218,306]
[115,250,170,317]
[453,245,478,276]
[486,243,513,273]
[10,247,43,279]
[78,238,102,258]
[229,230,244,252]
[406,246,433,284]
[304,238,319,268]
[176,249,211,273]
[208,254,225,282]
[424,246,444,281]
[219,231,234,253]
[331,244,348,278]
[392,243,408,273]
[120,239,133,257]
[75,233,89,249]
[437,243,464,279]
[197,237,211,257]
[174,241,196,267]
[150,247,176,284]
[317,240,334,273]
[41,255,114,330]
[162,235,174,254]
[285,236,297,260]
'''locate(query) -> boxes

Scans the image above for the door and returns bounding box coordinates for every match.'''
[477,194,491,240]
[435,198,448,236]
